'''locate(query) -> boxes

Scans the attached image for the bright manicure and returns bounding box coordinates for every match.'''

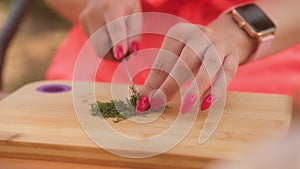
[200,94,215,111]
[130,41,139,53]
[136,95,150,115]
[114,45,124,60]
[181,93,198,114]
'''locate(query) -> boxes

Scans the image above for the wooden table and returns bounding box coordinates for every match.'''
[1,90,130,169]
[0,81,293,169]
[0,90,129,169]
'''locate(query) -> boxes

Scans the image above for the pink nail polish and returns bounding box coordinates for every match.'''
[130,41,139,53]
[150,96,164,111]
[181,93,198,114]
[200,94,215,111]
[136,95,150,115]
[114,45,124,60]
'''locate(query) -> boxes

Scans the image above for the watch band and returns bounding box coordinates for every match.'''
[229,3,276,64]
[246,34,274,62]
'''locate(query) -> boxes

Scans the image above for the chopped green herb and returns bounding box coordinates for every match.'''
[90,85,168,123]
[90,86,152,123]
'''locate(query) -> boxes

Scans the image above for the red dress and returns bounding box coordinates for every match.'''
[46,0,300,96]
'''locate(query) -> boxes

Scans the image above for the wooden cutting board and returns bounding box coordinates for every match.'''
[0,81,292,169]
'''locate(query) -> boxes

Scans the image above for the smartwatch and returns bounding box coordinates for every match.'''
[231,3,276,62]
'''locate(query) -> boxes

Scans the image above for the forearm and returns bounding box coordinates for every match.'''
[44,0,88,22]
[209,0,300,64]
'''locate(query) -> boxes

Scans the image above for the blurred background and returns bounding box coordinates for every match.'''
[0,0,71,91]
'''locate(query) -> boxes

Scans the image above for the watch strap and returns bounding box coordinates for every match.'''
[243,34,274,63]
[228,2,276,64]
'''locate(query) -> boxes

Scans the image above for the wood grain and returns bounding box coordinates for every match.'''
[0,157,131,169]
[0,81,292,169]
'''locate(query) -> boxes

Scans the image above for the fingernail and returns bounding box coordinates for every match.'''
[200,94,215,111]
[150,96,165,111]
[130,41,139,53]
[181,93,198,114]
[136,95,150,115]
[114,45,124,60]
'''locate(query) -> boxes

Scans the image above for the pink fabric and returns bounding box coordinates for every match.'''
[46,0,300,96]
[229,45,300,96]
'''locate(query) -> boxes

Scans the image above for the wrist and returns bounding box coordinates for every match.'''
[208,13,257,65]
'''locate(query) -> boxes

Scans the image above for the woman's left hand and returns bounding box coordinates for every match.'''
[138,13,256,113]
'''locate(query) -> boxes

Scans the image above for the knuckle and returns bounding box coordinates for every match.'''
[83,8,96,19]
[172,23,191,31]
[198,26,216,43]
[153,62,167,73]
[224,63,237,77]
[195,75,209,92]
[204,41,227,64]
[205,50,222,66]
[80,9,101,25]
[167,23,191,40]
[201,26,214,36]
[161,85,177,100]
[79,7,92,23]
[99,2,112,11]
[151,68,167,77]
[141,83,155,96]
[79,11,85,22]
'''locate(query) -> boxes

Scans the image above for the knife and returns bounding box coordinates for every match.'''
[122,54,137,93]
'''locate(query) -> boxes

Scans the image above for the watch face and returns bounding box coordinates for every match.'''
[236,4,275,33]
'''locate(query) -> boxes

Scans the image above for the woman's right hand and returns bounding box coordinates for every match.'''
[80,0,142,61]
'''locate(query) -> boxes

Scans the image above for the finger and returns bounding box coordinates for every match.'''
[105,15,128,61]
[80,8,112,58]
[126,4,142,54]
[180,42,229,114]
[140,49,180,96]
[139,35,187,97]
[140,23,206,97]
[197,53,238,144]
[157,25,227,101]
[200,52,238,111]
[79,13,90,37]
[79,4,106,37]
[157,45,202,102]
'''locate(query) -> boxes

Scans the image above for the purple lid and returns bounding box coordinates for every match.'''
[36,84,71,93]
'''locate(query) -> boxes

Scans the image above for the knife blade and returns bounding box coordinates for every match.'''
[122,54,137,93]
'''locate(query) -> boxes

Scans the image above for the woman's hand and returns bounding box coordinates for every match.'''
[80,0,142,61]
[137,13,256,113]
[138,23,239,113]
